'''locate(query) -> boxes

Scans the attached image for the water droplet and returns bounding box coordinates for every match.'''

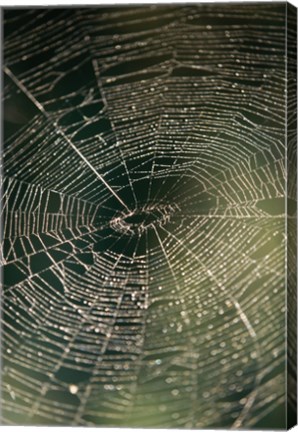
[159,404,167,412]
[104,384,115,391]
[250,351,258,359]
[69,384,78,395]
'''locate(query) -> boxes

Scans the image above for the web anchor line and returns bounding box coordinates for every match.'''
[3,66,130,214]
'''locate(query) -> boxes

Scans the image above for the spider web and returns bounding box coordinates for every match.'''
[1,3,295,428]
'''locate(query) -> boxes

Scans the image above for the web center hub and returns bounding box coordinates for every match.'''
[110,204,179,235]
